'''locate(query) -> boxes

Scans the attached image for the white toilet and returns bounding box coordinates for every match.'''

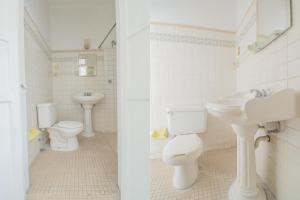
[163,106,207,189]
[37,103,83,151]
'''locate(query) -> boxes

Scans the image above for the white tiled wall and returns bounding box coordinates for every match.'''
[52,49,117,133]
[150,24,237,158]
[49,0,116,50]
[25,14,53,164]
[236,0,300,199]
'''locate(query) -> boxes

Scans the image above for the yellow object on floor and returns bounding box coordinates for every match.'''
[151,128,168,139]
[28,128,41,142]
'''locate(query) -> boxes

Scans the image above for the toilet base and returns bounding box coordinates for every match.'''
[173,160,199,189]
[50,136,79,152]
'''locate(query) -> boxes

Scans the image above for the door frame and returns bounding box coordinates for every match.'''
[0,0,29,199]
[4,0,150,199]
[116,0,150,199]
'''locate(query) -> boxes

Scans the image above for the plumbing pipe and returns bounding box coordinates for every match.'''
[254,121,284,149]
[255,135,271,149]
[254,126,271,149]
[98,23,116,49]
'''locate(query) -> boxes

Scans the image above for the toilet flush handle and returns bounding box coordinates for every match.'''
[167,111,174,115]
[172,153,186,158]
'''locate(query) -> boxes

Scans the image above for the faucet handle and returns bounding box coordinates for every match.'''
[250,88,272,98]
[250,89,263,97]
[83,91,93,96]
[262,88,272,97]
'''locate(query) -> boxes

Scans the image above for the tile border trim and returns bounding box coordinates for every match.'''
[150,32,235,48]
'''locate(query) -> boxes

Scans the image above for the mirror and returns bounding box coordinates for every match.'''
[78,54,97,76]
[249,0,291,52]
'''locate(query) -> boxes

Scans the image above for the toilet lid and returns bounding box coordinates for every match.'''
[163,134,202,157]
[57,121,82,129]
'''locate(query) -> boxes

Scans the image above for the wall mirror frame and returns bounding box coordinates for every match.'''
[248,0,292,53]
[78,54,97,77]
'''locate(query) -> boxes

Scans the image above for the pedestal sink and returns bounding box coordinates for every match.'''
[206,89,299,200]
[73,92,104,137]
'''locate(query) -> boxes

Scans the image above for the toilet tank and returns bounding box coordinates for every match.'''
[166,106,207,135]
[37,103,57,129]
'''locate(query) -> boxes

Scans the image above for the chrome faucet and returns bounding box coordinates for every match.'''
[84,91,92,96]
[250,89,271,97]
[250,89,264,97]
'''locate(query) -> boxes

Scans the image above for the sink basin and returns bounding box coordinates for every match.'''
[206,92,251,124]
[245,89,299,123]
[73,92,104,105]
[73,92,104,137]
[206,89,299,200]
[207,89,299,125]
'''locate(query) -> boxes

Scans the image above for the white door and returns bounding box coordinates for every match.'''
[0,0,28,199]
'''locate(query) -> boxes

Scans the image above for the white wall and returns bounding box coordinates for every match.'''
[24,0,50,43]
[151,0,237,31]
[24,1,52,164]
[52,49,117,133]
[25,0,116,50]
[150,24,237,158]
[236,0,300,199]
[49,0,116,50]
[24,9,52,164]
[237,0,253,25]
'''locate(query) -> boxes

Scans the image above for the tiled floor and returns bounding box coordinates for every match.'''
[151,148,237,200]
[27,134,119,200]
[27,135,242,200]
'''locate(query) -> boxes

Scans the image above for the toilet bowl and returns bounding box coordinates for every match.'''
[163,134,203,189]
[37,103,83,151]
[48,121,83,151]
[163,106,207,189]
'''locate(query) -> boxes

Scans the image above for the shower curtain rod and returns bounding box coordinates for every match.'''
[98,22,116,49]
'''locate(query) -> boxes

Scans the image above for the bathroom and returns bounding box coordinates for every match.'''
[1,0,300,200]
[24,0,118,199]
[150,0,300,200]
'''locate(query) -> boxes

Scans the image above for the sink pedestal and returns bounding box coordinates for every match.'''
[73,92,104,137]
[82,104,95,137]
[206,89,298,200]
[229,124,266,200]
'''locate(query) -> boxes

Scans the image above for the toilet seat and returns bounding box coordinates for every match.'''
[164,134,203,158]
[57,121,82,129]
